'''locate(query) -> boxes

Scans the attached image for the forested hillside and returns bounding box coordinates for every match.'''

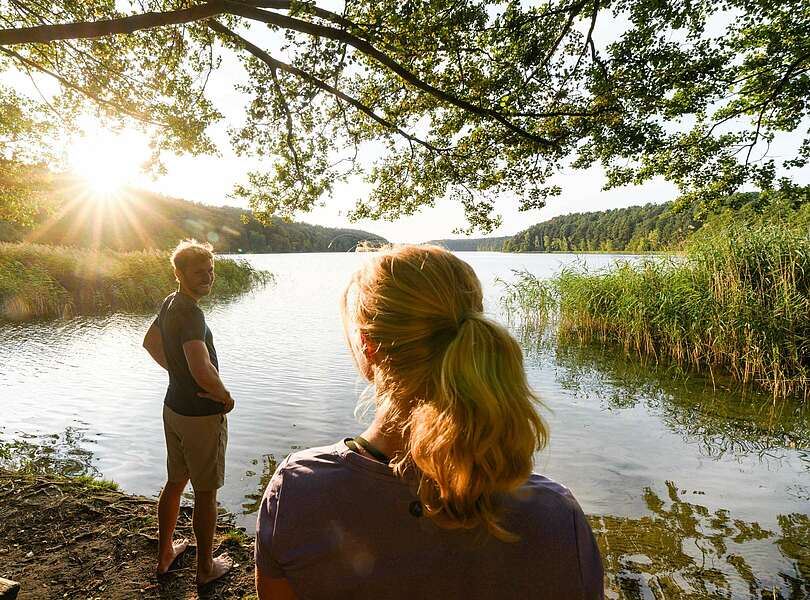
[0,171,387,253]
[432,190,807,253]
[505,202,702,252]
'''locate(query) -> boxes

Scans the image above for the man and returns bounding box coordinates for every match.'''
[142,239,234,585]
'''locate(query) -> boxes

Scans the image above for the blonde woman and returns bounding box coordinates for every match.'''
[255,245,604,599]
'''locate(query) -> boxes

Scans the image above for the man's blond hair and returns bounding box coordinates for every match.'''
[170,239,214,274]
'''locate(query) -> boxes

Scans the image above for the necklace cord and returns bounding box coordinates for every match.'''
[350,436,391,464]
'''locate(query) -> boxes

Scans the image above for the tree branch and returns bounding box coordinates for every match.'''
[1,0,559,149]
[208,21,448,154]
[521,0,587,89]
[267,63,303,179]
[242,1,361,34]
[0,2,228,45]
[223,2,559,149]
[0,46,163,126]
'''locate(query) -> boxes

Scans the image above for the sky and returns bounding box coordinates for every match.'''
[4,2,809,243]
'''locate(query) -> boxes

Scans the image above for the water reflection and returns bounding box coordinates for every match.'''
[525,332,810,465]
[3,414,808,598]
[0,426,99,477]
[593,481,809,599]
[241,454,279,514]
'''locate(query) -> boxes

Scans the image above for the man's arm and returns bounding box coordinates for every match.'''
[142,320,168,370]
[183,340,234,413]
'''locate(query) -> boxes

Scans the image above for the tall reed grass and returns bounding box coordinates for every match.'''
[503,224,810,400]
[0,242,270,321]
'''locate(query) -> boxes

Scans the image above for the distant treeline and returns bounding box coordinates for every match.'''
[0,172,387,253]
[428,236,511,251]
[434,190,810,253]
[505,201,702,252]
[434,202,702,252]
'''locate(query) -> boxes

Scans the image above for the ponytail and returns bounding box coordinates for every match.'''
[402,315,548,540]
[343,245,548,540]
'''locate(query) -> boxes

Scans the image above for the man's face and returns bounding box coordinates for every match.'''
[178,257,215,298]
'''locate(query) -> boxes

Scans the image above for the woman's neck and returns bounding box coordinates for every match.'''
[359,415,406,461]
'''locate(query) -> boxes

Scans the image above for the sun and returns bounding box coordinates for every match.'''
[67,125,149,201]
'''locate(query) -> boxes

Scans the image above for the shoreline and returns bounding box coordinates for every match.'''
[0,242,271,322]
[0,469,256,599]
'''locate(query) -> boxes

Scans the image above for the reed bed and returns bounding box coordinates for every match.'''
[503,225,810,401]
[0,242,270,321]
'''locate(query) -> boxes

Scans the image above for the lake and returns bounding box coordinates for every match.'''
[1,252,808,599]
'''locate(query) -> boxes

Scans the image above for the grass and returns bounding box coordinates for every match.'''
[0,242,271,321]
[503,223,810,401]
[70,474,120,491]
[222,528,251,545]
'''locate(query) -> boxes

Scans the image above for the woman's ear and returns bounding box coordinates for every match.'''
[359,331,378,366]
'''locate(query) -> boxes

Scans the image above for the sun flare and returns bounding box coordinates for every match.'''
[67,125,149,201]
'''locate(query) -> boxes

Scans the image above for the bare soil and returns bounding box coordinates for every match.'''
[0,469,256,600]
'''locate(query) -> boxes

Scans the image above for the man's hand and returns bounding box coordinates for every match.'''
[198,391,235,414]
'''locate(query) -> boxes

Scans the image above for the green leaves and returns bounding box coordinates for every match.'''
[0,0,809,231]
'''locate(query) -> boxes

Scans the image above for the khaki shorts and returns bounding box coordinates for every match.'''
[162,405,228,491]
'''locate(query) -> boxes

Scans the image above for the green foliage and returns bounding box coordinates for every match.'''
[507,222,810,400]
[0,242,270,321]
[0,160,56,227]
[71,475,120,491]
[221,528,251,546]
[507,201,702,253]
[0,1,808,231]
[428,236,511,251]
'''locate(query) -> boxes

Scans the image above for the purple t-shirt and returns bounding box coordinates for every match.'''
[256,441,604,599]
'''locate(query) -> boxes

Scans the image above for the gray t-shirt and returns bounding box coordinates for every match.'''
[255,441,604,599]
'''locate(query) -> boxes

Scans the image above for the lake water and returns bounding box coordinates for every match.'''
[1,252,808,599]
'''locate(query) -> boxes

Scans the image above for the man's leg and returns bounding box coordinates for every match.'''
[193,489,233,584]
[160,406,191,575]
[157,479,190,574]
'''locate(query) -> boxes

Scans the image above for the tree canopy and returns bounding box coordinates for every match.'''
[1,1,808,231]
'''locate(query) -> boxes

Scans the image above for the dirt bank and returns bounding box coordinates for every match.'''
[0,469,256,600]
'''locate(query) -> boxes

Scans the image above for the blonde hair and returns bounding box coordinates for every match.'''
[170,239,214,274]
[342,244,548,540]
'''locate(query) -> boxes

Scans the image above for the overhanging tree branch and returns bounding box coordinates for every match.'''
[243,1,361,34]
[0,1,560,149]
[267,62,303,179]
[0,46,164,126]
[0,2,229,45]
[208,20,448,154]
[225,2,560,149]
[521,0,588,89]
